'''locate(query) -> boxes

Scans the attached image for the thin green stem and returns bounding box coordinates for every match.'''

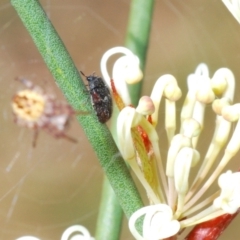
[125,0,155,106]
[11,0,143,224]
[95,176,123,240]
[101,0,155,237]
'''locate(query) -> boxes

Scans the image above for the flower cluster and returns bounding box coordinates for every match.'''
[100,47,240,239]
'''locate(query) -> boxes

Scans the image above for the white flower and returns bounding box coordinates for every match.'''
[101,47,240,240]
[214,171,240,214]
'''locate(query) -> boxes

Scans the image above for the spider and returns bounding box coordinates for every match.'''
[11,78,76,147]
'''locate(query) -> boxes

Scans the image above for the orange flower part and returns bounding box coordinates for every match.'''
[110,79,126,110]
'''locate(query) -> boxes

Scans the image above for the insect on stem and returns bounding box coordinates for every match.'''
[80,71,113,123]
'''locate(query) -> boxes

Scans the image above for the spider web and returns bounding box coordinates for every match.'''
[1,0,240,239]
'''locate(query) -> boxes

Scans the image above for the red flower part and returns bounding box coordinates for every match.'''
[185,209,240,240]
[137,125,152,153]
[147,114,153,124]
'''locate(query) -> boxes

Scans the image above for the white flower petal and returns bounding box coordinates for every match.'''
[129,204,180,240]
[174,147,200,194]
[151,74,181,127]
[213,171,240,214]
[136,96,155,115]
[222,0,240,23]
[100,46,142,105]
[117,107,136,161]
[61,225,94,240]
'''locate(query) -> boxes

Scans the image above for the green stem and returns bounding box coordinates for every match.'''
[100,0,155,237]
[125,0,155,106]
[95,176,123,240]
[11,0,143,224]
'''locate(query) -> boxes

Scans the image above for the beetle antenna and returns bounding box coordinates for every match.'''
[80,71,86,77]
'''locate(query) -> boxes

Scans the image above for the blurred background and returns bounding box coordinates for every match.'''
[1,0,240,239]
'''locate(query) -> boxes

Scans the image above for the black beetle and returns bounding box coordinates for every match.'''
[81,71,112,123]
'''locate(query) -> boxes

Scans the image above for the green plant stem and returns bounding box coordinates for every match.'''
[125,0,155,106]
[95,176,123,240]
[101,0,155,237]
[11,0,143,231]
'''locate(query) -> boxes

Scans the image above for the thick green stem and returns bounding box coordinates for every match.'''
[125,0,155,106]
[95,176,123,240]
[11,0,143,224]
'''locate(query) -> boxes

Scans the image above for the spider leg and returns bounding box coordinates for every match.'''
[75,110,90,115]
[15,77,34,89]
[32,129,39,148]
[61,133,77,143]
